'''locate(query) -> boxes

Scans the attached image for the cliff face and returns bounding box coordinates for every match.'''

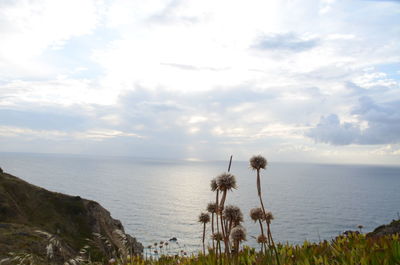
[0,170,143,262]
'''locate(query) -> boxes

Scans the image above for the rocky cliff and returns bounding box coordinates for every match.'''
[0,169,143,263]
[367,219,400,238]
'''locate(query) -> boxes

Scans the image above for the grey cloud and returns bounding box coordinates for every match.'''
[307,114,360,145]
[138,101,183,112]
[307,97,400,145]
[0,108,88,131]
[363,0,400,2]
[0,81,362,158]
[161,63,229,72]
[352,97,400,144]
[148,0,198,24]
[252,33,319,52]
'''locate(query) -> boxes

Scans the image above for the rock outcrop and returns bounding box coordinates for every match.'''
[0,169,143,262]
[367,219,400,238]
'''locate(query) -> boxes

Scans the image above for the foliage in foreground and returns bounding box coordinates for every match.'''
[2,232,399,265]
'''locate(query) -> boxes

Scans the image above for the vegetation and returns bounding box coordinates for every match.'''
[0,170,142,264]
[133,233,400,265]
[2,232,399,264]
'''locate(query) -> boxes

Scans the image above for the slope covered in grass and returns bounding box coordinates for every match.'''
[0,170,143,262]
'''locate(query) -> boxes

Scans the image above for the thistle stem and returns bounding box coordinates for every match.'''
[256,168,281,265]
[219,190,230,253]
[202,223,206,254]
[211,212,215,250]
[215,190,222,258]
[258,219,267,253]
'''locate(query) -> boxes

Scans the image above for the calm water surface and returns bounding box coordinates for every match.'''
[1,153,399,253]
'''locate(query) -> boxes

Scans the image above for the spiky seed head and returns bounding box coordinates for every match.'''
[230,226,246,242]
[211,232,223,241]
[207,202,218,214]
[198,212,210,224]
[250,208,264,222]
[223,205,243,224]
[210,178,218,192]
[216,173,237,191]
[257,234,268,244]
[265,211,274,223]
[250,155,267,170]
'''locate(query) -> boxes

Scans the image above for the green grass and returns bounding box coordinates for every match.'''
[117,233,400,265]
[8,232,392,265]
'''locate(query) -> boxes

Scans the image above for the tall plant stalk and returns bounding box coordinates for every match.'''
[258,219,267,253]
[250,155,281,265]
[215,190,221,257]
[219,191,229,253]
[211,212,215,250]
[198,212,210,254]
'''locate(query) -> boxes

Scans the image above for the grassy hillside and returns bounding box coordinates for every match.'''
[0,170,142,263]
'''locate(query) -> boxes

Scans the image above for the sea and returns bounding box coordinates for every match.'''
[1,152,399,254]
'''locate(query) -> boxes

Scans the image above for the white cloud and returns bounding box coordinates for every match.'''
[0,78,117,107]
[0,126,141,140]
[1,0,400,164]
[0,0,103,78]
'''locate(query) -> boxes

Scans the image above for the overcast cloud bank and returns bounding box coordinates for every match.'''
[0,0,399,164]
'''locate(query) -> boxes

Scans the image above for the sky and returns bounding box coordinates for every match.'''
[0,0,399,165]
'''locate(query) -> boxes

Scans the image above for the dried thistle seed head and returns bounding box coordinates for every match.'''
[210,178,218,192]
[250,155,267,170]
[230,226,246,242]
[207,202,218,214]
[198,212,210,224]
[257,234,268,244]
[211,232,223,241]
[223,205,243,224]
[265,211,274,223]
[216,173,237,191]
[250,208,264,222]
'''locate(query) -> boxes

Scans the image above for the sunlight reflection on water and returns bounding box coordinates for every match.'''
[1,153,400,253]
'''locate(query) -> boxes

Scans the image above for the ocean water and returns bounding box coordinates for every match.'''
[1,152,399,253]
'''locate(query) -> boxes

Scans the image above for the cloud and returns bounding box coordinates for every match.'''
[1,0,400,163]
[160,63,229,71]
[307,114,361,145]
[0,126,141,140]
[0,0,103,78]
[252,33,319,52]
[352,97,400,144]
[0,109,87,131]
[307,97,400,145]
[363,0,400,2]
[148,0,199,24]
